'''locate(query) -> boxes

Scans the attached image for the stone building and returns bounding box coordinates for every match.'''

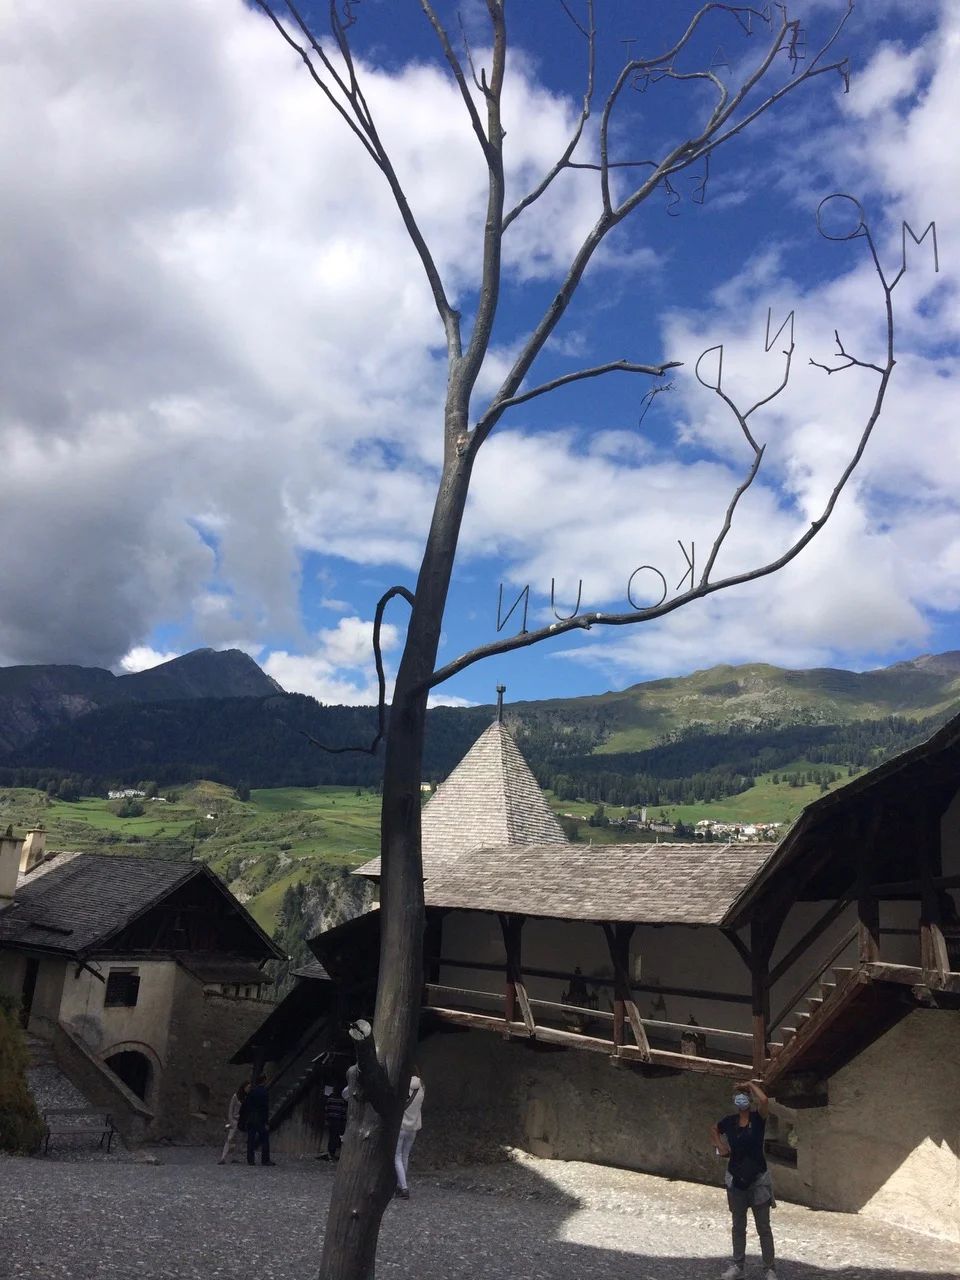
[243,710,960,1243]
[0,832,282,1144]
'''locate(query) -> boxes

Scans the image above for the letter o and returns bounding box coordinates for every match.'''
[627,566,668,610]
[816,193,866,242]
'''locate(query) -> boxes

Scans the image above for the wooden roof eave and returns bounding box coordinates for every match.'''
[722,712,960,931]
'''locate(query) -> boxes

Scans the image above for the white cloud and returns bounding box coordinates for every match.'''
[0,0,605,669]
[263,615,399,705]
[427,694,478,709]
[117,645,181,674]
[0,0,956,696]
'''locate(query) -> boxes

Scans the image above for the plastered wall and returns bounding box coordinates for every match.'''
[780,1009,960,1242]
[59,958,178,1074]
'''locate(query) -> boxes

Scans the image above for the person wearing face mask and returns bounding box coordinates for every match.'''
[710,1079,777,1280]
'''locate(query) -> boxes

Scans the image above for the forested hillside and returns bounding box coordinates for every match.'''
[1,693,950,811]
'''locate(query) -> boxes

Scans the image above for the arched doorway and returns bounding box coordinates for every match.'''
[105,1050,152,1102]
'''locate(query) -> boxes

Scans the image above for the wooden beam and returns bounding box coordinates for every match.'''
[426,1006,527,1034]
[514,980,536,1036]
[720,927,752,970]
[625,999,651,1061]
[920,805,950,981]
[646,1048,746,1078]
[750,919,776,1075]
[863,962,960,993]
[425,1007,747,1077]
[498,913,525,1029]
[870,872,960,896]
[424,982,505,1006]
[769,897,852,985]
[602,920,635,1057]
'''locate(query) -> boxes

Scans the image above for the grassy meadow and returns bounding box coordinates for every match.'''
[0,762,861,930]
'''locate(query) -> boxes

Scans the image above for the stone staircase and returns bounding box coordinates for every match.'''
[24,1032,128,1158]
[26,1033,57,1069]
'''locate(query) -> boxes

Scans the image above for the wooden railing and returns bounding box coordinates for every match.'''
[422,979,754,1064]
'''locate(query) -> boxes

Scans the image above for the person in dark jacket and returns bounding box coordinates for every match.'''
[241,1074,274,1167]
[322,1084,348,1161]
[710,1080,776,1280]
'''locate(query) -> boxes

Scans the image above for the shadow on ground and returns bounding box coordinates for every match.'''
[2,1147,957,1279]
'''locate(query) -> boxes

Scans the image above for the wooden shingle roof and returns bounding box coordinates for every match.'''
[359,720,566,880]
[0,853,282,960]
[422,842,778,925]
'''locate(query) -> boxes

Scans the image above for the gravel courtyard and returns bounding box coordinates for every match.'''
[1,1147,957,1280]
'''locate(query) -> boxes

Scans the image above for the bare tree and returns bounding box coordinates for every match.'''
[253,3,923,1276]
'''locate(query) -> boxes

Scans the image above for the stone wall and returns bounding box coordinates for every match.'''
[414,1012,960,1242]
[158,966,276,1144]
[415,1027,731,1182]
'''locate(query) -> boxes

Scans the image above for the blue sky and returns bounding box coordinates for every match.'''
[0,0,955,707]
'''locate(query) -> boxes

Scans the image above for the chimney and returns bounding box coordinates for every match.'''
[20,827,46,875]
[0,826,26,904]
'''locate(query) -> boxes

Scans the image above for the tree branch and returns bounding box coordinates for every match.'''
[348,1019,393,1115]
[457,1,508,398]
[472,3,852,453]
[256,1,464,360]
[810,329,885,376]
[479,358,682,419]
[427,201,897,694]
[419,1,492,160]
[502,0,596,230]
[298,585,414,757]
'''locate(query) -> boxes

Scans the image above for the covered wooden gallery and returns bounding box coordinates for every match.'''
[263,714,960,1240]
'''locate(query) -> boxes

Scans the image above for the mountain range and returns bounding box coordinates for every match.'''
[1,647,960,800]
[0,648,281,754]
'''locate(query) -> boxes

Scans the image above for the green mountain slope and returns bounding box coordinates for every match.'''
[501,651,960,752]
[2,651,959,821]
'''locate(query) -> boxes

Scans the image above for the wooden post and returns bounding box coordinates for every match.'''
[603,922,636,1054]
[423,909,444,985]
[857,810,881,964]
[499,913,525,1026]
[920,806,949,981]
[749,920,774,1075]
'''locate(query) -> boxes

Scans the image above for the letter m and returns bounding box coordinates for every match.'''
[902,221,939,276]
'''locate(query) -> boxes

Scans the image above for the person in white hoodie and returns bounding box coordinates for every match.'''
[218,1081,250,1164]
[394,1068,424,1200]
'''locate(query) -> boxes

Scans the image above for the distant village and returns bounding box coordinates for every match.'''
[562,804,784,842]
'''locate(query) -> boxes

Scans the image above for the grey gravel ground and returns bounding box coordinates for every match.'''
[0,1146,957,1280]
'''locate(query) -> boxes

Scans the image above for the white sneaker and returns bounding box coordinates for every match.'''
[764,1272,778,1280]
[720,1268,744,1280]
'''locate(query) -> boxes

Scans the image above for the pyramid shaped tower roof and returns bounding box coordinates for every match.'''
[359,719,567,881]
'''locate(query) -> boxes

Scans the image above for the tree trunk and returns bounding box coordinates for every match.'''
[318,441,473,1280]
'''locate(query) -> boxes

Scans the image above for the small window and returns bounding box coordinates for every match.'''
[104,970,140,1008]
[191,1083,211,1117]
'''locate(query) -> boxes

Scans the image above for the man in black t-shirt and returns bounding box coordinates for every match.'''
[244,1074,275,1167]
[710,1080,777,1280]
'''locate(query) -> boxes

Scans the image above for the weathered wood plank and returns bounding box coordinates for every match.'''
[514,980,536,1036]
[625,1000,651,1061]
